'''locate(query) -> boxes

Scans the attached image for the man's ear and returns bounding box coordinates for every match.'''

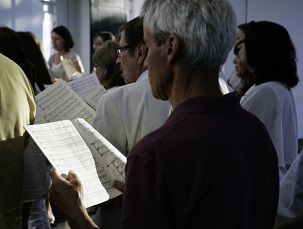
[166,35,180,65]
[137,43,148,65]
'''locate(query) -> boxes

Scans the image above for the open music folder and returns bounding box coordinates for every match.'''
[25,118,126,208]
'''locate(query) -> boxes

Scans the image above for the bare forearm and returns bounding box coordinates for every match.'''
[67,202,99,229]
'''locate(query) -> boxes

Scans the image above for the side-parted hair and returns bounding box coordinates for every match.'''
[92,40,125,89]
[119,17,145,56]
[93,31,115,43]
[140,0,237,70]
[52,25,75,52]
[238,22,254,36]
[245,21,299,88]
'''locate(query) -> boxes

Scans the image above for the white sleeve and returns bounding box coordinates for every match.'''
[276,150,303,224]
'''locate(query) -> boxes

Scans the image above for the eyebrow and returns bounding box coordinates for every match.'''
[233,39,245,55]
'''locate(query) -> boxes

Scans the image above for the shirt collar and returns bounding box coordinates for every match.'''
[136,70,149,82]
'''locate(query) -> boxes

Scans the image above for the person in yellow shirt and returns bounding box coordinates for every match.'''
[0,53,36,228]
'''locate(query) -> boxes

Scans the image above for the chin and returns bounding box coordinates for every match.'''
[152,90,168,101]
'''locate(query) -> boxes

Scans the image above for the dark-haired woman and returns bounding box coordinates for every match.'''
[48,25,84,82]
[235,21,299,180]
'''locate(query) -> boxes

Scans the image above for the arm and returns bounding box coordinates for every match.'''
[49,169,99,229]
[72,53,85,74]
[73,60,84,74]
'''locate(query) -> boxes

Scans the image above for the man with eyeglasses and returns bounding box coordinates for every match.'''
[91,16,171,229]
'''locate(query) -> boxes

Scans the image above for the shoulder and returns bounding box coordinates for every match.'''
[48,53,56,63]
[105,80,150,98]
[66,51,80,59]
[241,82,283,104]
[251,82,288,94]
[128,127,167,159]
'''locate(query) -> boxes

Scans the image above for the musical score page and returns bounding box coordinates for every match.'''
[24,120,109,208]
[72,118,126,199]
[83,85,107,110]
[67,73,101,98]
[35,80,96,124]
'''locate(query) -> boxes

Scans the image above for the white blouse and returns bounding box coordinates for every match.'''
[240,82,298,179]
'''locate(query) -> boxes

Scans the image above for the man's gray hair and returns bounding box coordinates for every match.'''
[141,0,237,69]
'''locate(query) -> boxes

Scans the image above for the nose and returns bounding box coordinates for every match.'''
[116,56,121,65]
[233,57,237,64]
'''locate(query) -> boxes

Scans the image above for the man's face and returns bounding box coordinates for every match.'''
[143,26,172,100]
[116,31,140,84]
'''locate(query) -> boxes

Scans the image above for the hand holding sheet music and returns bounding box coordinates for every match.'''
[25,118,126,208]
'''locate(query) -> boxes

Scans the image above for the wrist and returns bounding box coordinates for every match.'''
[67,198,98,229]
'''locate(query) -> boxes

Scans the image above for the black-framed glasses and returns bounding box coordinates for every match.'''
[233,39,245,55]
[115,45,132,57]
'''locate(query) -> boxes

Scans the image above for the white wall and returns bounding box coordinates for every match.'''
[54,0,91,74]
[0,0,44,44]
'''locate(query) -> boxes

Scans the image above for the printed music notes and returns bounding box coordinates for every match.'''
[83,85,107,110]
[35,80,96,124]
[24,119,110,208]
[72,118,126,199]
[25,118,126,207]
[67,73,101,98]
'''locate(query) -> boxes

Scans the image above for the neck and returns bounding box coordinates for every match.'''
[57,50,67,56]
[169,67,223,109]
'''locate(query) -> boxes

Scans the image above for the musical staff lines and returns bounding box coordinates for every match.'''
[35,80,96,124]
[25,120,110,208]
[83,85,107,110]
[67,73,100,98]
[72,118,126,199]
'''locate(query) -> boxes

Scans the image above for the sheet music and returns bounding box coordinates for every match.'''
[83,85,107,110]
[72,118,126,199]
[24,120,109,208]
[35,80,96,124]
[67,73,101,98]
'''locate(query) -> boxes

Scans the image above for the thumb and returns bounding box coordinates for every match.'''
[113,180,125,192]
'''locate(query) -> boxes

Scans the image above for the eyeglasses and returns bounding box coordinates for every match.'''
[233,39,245,55]
[115,45,132,57]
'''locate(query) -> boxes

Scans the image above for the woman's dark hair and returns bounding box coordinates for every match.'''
[18,31,52,91]
[238,22,254,35]
[93,31,115,43]
[0,26,37,92]
[52,25,75,52]
[245,21,299,88]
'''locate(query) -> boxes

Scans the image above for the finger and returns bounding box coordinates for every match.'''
[61,173,68,179]
[50,169,71,193]
[113,180,125,192]
[50,169,65,183]
[67,171,81,187]
[66,170,78,181]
